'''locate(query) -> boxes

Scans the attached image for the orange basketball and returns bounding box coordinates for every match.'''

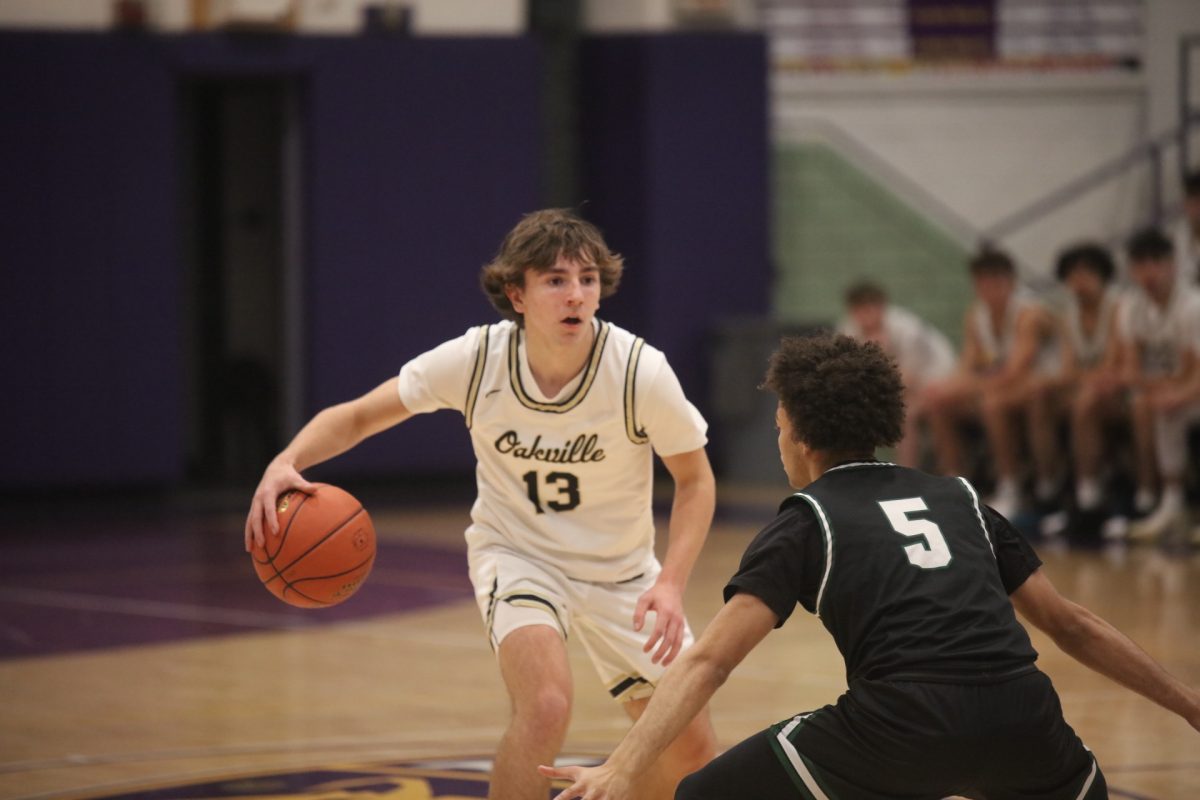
[250,483,376,608]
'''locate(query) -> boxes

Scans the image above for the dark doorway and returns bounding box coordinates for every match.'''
[182,78,303,486]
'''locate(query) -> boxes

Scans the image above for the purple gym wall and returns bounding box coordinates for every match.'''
[581,34,771,407]
[0,34,181,487]
[0,31,769,488]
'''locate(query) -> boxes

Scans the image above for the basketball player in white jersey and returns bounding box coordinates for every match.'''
[838,280,954,467]
[1109,229,1200,542]
[1140,322,1200,543]
[922,250,1056,516]
[245,209,718,800]
[1025,244,1120,519]
[1068,229,1200,539]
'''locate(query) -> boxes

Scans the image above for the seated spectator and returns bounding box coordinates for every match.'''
[1171,169,1200,287]
[1126,233,1200,542]
[838,280,955,467]
[923,249,1056,516]
[1026,244,1120,511]
[1070,228,1200,539]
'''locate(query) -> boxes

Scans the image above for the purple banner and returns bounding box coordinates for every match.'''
[908,0,997,61]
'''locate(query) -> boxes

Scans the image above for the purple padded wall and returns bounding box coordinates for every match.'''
[580,34,771,418]
[0,34,182,486]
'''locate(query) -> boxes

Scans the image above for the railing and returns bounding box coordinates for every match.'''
[983,34,1200,243]
[780,114,986,249]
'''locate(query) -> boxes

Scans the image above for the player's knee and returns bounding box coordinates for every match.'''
[518,685,571,735]
[669,721,717,774]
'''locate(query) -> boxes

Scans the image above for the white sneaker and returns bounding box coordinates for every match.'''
[1128,503,1186,543]
[1040,510,1068,539]
[1101,515,1130,541]
[1134,487,1158,516]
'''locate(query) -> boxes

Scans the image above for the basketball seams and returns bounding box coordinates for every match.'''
[252,488,314,565]
[268,506,366,580]
[287,555,374,585]
[250,484,375,608]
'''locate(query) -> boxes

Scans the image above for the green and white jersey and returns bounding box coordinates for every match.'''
[398,319,707,582]
[726,462,1040,685]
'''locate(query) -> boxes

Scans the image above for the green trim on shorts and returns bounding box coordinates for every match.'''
[768,716,840,800]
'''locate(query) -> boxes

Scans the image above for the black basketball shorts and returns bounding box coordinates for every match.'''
[676,670,1105,800]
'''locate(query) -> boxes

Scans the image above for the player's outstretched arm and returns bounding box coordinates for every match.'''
[244,377,413,551]
[635,447,715,666]
[1012,569,1200,731]
[540,592,777,800]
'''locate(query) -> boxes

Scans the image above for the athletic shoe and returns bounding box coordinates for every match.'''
[1127,504,1187,543]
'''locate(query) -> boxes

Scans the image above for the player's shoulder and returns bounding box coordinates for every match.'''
[600,320,670,371]
[1178,284,1200,311]
[810,462,967,499]
[885,304,921,329]
[459,319,515,359]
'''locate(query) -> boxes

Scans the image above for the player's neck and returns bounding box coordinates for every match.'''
[522,321,596,397]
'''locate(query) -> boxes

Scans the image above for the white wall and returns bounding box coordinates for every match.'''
[773,0,1200,278]
[584,0,756,32]
[0,0,112,29]
[0,0,526,34]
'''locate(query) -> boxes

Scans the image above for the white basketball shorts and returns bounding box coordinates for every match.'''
[467,546,694,703]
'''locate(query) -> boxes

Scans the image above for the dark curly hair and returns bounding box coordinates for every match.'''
[968,248,1016,277]
[1055,242,1115,283]
[479,208,624,323]
[1126,227,1173,264]
[763,334,905,456]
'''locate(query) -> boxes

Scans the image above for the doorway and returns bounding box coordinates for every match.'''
[182,78,304,485]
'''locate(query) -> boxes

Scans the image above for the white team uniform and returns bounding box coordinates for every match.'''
[1116,283,1200,378]
[838,305,954,390]
[970,291,1057,375]
[398,318,706,700]
[1117,283,1200,478]
[1060,286,1120,371]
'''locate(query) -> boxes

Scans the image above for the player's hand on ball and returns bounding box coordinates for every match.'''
[244,460,318,552]
[634,580,686,666]
[539,763,633,800]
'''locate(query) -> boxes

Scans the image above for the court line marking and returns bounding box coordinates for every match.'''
[0,588,481,648]
[0,587,309,630]
[0,732,507,775]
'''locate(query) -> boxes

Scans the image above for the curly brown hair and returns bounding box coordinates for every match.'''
[763,333,905,456]
[479,208,624,322]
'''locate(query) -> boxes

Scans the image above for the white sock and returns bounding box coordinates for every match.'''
[1156,485,1184,514]
[1135,487,1159,515]
[1035,475,1061,502]
[1076,478,1102,511]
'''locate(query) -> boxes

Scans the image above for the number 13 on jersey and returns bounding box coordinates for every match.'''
[522,470,581,514]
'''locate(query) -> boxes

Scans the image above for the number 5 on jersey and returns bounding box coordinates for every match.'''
[522,470,581,514]
[879,497,953,569]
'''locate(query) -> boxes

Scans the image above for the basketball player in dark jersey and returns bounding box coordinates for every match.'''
[542,334,1200,800]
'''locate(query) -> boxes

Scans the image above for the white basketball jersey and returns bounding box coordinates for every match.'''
[1117,283,1200,377]
[971,291,1057,374]
[398,319,707,582]
[1062,286,1119,370]
[838,306,955,388]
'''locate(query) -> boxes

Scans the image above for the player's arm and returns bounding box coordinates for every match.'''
[958,309,984,374]
[540,592,778,800]
[1011,569,1200,731]
[636,447,716,666]
[245,378,414,550]
[994,305,1050,386]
